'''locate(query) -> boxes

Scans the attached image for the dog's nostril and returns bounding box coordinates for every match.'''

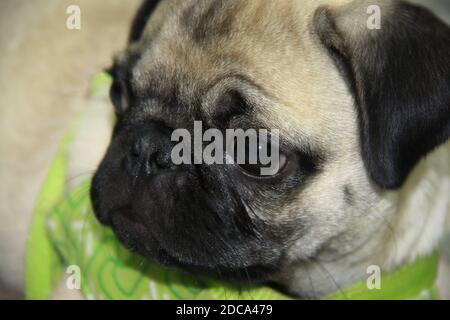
[128,140,173,175]
[128,122,176,176]
[153,153,171,169]
[130,143,141,159]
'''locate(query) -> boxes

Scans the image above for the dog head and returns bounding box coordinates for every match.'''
[91,0,450,290]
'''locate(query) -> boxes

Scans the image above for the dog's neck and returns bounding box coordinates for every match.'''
[280,141,450,298]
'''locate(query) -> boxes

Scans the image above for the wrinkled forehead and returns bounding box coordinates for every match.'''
[117,0,311,98]
[113,0,355,147]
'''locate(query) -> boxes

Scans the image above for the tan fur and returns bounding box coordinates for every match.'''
[1,0,448,299]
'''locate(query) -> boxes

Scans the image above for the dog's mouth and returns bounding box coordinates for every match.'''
[106,207,276,282]
[108,207,180,267]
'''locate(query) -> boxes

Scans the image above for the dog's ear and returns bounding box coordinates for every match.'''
[314,1,450,189]
[129,0,162,43]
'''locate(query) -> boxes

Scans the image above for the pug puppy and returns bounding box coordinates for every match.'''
[88,0,450,298]
[1,0,449,300]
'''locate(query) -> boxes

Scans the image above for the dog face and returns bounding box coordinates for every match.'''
[91,0,450,290]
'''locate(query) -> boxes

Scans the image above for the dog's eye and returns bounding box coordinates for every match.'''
[239,151,288,177]
[110,79,129,114]
[232,136,288,178]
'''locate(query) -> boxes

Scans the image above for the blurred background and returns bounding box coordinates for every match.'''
[0,0,141,299]
[0,0,449,299]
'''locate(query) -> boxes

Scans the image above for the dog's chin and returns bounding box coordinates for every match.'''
[106,208,274,283]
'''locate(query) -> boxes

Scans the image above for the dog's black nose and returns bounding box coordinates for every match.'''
[128,123,174,176]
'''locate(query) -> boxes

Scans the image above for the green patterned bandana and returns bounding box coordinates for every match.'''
[24,73,440,300]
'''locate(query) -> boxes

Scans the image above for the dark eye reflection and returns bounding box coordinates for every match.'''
[229,135,288,177]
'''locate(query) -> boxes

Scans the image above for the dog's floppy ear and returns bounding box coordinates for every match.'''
[314,1,450,189]
[129,0,162,43]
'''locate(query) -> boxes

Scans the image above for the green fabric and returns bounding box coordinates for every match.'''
[25,72,440,300]
[88,72,112,97]
[325,253,440,300]
[25,132,72,299]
